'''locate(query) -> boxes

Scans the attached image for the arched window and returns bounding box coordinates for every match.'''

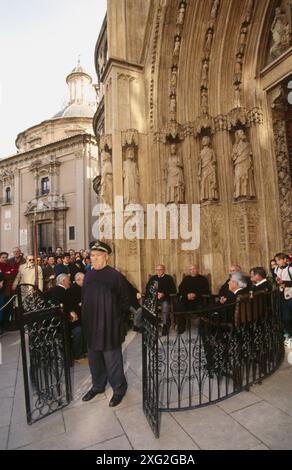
[5,187,11,203]
[41,177,50,195]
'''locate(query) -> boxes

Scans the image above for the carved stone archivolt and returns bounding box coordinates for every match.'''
[149,3,164,129]
[199,0,221,117]
[232,0,254,107]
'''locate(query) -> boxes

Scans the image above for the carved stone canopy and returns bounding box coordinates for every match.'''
[122,129,139,148]
[99,134,112,151]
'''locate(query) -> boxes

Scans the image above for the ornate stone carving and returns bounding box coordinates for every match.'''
[169,65,178,96]
[169,94,177,120]
[200,89,208,115]
[227,107,248,130]
[232,129,256,200]
[214,114,228,132]
[149,4,163,129]
[99,134,112,151]
[198,136,219,202]
[232,203,259,257]
[0,169,14,186]
[122,129,139,147]
[204,29,214,58]
[176,1,186,26]
[239,25,248,55]
[244,0,254,24]
[166,143,185,204]
[270,7,290,60]
[100,150,113,206]
[209,0,220,29]
[201,59,209,89]
[173,35,181,56]
[193,114,215,136]
[271,113,292,251]
[234,55,243,85]
[123,147,139,205]
[25,194,66,214]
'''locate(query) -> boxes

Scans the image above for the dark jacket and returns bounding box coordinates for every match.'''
[66,283,82,327]
[82,265,129,351]
[251,280,272,292]
[146,274,176,301]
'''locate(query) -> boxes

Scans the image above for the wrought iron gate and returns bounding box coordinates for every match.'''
[142,286,284,438]
[17,284,72,424]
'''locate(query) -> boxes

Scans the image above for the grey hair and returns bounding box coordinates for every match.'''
[56,273,70,285]
[74,272,84,282]
[230,272,248,289]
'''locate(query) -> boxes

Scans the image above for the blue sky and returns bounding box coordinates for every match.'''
[0,0,107,157]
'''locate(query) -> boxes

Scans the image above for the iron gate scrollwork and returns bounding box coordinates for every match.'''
[17,284,72,424]
[142,288,284,437]
[142,280,160,437]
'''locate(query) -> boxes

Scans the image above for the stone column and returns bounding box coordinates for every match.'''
[13,169,20,247]
[75,150,85,249]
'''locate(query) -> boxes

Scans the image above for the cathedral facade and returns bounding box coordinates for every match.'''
[93,0,292,291]
[0,62,98,254]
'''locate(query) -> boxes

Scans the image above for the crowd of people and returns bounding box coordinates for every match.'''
[0,244,291,406]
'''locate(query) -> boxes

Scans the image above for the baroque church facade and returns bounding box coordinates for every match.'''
[93,0,292,291]
[0,62,98,255]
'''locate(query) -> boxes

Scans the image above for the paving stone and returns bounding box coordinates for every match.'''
[116,403,199,450]
[231,401,292,450]
[0,426,9,450]
[173,404,260,450]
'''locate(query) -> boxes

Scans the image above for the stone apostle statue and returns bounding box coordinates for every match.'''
[198,136,218,202]
[166,143,185,204]
[232,129,255,200]
[100,150,113,206]
[123,147,139,204]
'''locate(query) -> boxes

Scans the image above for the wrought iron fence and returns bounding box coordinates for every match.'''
[17,284,72,424]
[142,286,284,438]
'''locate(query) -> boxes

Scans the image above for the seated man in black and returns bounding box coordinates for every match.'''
[50,273,81,360]
[176,265,210,334]
[67,272,86,358]
[201,272,249,379]
[250,267,272,292]
[218,264,242,304]
[146,264,176,336]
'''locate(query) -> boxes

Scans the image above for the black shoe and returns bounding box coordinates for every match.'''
[109,394,125,407]
[82,388,105,402]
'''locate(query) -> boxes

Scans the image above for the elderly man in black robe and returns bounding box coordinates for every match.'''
[81,241,129,407]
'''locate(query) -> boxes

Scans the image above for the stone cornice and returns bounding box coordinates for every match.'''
[0,133,96,170]
[101,57,144,83]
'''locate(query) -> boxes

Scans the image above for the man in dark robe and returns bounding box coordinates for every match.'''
[146,264,176,336]
[250,267,272,292]
[82,241,129,407]
[176,265,210,334]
